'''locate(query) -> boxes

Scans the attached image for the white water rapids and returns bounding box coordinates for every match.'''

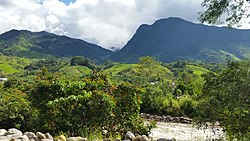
[148,122,225,141]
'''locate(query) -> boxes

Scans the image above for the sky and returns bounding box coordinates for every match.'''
[0,0,209,49]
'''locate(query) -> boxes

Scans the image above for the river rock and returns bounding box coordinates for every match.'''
[0,136,9,141]
[132,135,141,141]
[7,128,22,135]
[45,133,53,139]
[0,129,7,136]
[124,131,135,140]
[41,139,54,141]
[18,135,30,141]
[157,138,176,141]
[37,132,46,139]
[6,128,23,139]
[24,132,36,139]
[67,137,88,141]
[140,135,149,141]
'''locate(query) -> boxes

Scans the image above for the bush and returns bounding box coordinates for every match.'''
[0,88,34,130]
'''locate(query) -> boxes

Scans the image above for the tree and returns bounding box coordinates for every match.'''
[197,61,250,140]
[0,88,34,130]
[199,0,250,26]
[70,56,96,70]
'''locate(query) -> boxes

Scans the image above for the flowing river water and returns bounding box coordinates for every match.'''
[148,122,225,141]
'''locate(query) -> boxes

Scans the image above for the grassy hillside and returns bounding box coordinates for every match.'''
[0,30,112,61]
[183,64,210,85]
[104,63,138,75]
[0,55,31,74]
[59,65,92,76]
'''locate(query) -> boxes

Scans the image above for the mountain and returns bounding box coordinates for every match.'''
[0,30,112,62]
[111,17,250,63]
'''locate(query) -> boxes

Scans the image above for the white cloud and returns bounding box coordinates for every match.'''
[0,0,205,50]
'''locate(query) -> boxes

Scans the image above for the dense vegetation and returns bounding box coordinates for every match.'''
[0,55,249,140]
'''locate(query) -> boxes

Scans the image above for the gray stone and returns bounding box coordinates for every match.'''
[6,128,23,140]
[7,133,23,140]
[67,137,88,141]
[140,135,149,141]
[18,135,30,141]
[124,131,135,140]
[157,138,176,141]
[36,132,46,139]
[45,133,53,139]
[41,139,54,141]
[0,135,9,141]
[7,128,23,135]
[0,129,7,136]
[132,135,141,141]
[31,137,40,141]
[24,132,36,139]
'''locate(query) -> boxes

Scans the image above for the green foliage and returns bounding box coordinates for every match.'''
[59,65,92,76]
[70,56,96,70]
[196,60,250,140]
[26,70,149,136]
[199,0,247,26]
[0,55,31,74]
[25,58,68,72]
[0,88,34,130]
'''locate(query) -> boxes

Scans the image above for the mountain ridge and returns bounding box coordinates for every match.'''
[112,17,250,63]
[0,29,113,62]
[1,17,250,63]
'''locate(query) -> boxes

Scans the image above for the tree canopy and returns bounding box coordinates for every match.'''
[199,0,250,26]
[197,61,250,140]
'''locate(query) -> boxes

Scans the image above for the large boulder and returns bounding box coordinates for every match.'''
[6,128,23,139]
[0,136,9,141]
[0,129,7,136]
[24,132,36,139]
[36,132,46,139]
[18,135,30,141]
[132,135,141,141]
[124,131,135,140]
[45,133,53,140]
[140,135,149,141]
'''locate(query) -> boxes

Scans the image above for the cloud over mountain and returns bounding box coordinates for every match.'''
[0,0,204,49]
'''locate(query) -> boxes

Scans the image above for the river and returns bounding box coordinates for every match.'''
[148,122,225,141]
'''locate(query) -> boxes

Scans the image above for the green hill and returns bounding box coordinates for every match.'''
[0,55,31,74]
[59,65,92,76]
[112,17,250,63]
[0,30,112,62]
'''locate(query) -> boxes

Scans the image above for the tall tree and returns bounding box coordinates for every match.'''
[197,61,250,140]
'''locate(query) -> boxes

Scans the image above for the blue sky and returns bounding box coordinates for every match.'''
[60,0,76,5]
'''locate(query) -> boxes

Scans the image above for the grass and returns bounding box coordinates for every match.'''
[184,64,210,85]
[185,65,210,76]
[104,63,138,75]
[59,65,92,76]
[0,55,32,74]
